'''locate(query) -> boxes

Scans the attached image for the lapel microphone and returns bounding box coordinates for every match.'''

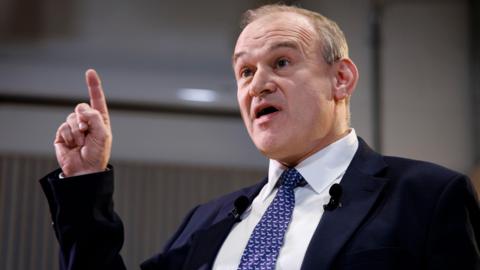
[230,195,250,221]
[323,183,343,211]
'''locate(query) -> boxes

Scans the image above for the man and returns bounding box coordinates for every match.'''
[40,4,480,270]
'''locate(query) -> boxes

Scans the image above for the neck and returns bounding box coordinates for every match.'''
[279,127,351,168]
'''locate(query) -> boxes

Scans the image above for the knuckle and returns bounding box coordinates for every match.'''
[75,103,92,118]
[66,113,76,121]
[60,124,71,136]
[58,122,69,131]
[67,119,78,130]
[75,103,90,110]
[79,108,99,118]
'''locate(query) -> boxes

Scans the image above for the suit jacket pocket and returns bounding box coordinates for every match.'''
[336,247,416,270]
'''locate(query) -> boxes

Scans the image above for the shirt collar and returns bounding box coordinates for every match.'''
[263,129,359,201]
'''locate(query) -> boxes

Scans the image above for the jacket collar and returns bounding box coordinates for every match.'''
[183,137,388,270]
[301,137,389,269]
[182,177,267,269]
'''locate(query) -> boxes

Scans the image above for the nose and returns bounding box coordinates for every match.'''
[248,67,275,98]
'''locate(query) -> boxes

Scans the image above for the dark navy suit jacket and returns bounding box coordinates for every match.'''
[40,138,480,269]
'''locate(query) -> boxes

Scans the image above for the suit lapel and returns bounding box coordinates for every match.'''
[301,138,389,270]
[182,178,267,270]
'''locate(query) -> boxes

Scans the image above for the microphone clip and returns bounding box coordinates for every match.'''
[229,195,250,221]
[323,183,343,211]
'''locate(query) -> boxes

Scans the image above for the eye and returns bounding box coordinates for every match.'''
[240,67,254,78]
[275,58,290,69]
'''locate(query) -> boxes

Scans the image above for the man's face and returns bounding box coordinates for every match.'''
[234,12,342,166]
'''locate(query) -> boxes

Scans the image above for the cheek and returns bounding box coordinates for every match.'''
[293,90,332,126]
[237,91,251,123]
[237,89,246,110]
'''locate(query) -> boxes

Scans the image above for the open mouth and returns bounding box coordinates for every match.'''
[256,106,279,118]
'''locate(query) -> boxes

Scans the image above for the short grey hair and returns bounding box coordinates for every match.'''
[240,4,349,65]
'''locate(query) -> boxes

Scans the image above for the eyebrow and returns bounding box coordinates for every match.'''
[232,41,300,65]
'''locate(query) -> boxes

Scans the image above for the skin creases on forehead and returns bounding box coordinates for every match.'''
[234,41,301,66]
[234,13,319,64]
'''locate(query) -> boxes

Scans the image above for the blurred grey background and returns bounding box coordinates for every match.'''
[0,0,479,269]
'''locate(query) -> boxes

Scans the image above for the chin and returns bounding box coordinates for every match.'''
[253,134,289,160]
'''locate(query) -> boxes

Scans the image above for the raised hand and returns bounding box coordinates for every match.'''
[54,69,112,177]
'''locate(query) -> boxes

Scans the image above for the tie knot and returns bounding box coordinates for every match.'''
[280,168,304,189]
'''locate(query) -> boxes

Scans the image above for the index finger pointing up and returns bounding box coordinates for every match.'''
[85,69,110,122]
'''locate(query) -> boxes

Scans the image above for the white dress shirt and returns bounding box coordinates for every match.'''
[213,129,359,270]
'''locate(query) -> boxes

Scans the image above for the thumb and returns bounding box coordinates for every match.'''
[85,69,110,124]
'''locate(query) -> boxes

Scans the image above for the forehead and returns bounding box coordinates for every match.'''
[234,12,318,63]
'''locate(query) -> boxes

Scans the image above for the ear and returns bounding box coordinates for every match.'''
[331,58,359,101]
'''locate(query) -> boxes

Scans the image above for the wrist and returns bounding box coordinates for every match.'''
[60,167,110,179]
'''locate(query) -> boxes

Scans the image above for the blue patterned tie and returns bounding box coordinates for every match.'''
[238,168,304,270]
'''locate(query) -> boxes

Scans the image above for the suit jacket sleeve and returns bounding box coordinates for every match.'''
[425,174,480,269]
[39,167,127,270]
